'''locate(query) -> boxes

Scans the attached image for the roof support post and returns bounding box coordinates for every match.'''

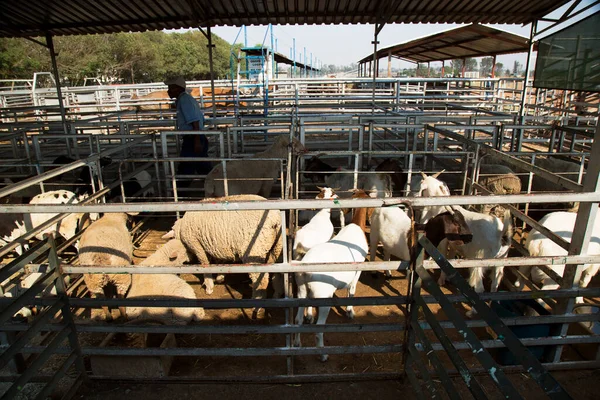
[549,122,600,362]
[519,20,537,118]
[461,58,466,78]
[199,26,217,117]
[45,33,69,136]
[387,52,392,77]
[207,26,217,118]
[372,23,384,114]
[427,62,430,78]
[491,54,497,78]
[442,60,445,77]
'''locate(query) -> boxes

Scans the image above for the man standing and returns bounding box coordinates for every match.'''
[164,77,212,187]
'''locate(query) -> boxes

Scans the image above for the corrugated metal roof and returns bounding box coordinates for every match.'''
[358,24,534,64]
[0,0,570,38]
[241,48,318,71]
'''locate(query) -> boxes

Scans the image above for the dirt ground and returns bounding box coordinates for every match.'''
[76,370,600,400]
[64,215,600,400]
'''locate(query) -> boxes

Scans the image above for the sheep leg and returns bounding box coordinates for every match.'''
[577,269,595,304]
[250,272,270,319]
[466,268,485,318]
[315,306,332,362]
[490,267,504,293]
[271,273,284,299]
[117,292,127,320]
[94,292,112,322]
[437,271,447,287]
[294,274,308,347]
[346,272,360,320]
[383,249,392,278]
[514,266,532,289]
[203,274,215,295]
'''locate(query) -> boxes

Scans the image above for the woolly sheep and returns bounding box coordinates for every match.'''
[517,211,600,304]
[204,135,306,198]
[79,212,134,321]
[483,155,584,210]
[293,203,369,362]
[472,164,521,215]
[162,194,283,314]
[126,239,205,325]
[1,190,93,257]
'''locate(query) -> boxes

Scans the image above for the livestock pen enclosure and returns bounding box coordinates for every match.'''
[0,76,599,399]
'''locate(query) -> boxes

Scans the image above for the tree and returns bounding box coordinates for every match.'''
[512,61,522,76]
[480,57,494,77]
[465,58,478,72]
[450,59,464,76]
[494,62,504,77]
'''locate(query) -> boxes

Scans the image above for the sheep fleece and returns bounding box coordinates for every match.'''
[128,239,204,324]
[175,195,283,264]
[79,213,133,296]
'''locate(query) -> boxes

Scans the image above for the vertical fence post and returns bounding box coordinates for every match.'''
[48,235,88,384]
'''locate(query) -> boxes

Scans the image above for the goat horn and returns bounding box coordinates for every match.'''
[432,169,446,179]
[316,186,324,191]
[420,172,427,179]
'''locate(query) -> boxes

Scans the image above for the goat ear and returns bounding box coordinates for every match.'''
[316,186,324,191]
[432,169,446,179]
[162,230,175,240]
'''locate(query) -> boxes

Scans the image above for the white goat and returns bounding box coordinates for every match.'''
[293,187,337,260]
[517,211,600,304]
[293,205,368,362]
[369,206,412,277]
[416,173,513,315]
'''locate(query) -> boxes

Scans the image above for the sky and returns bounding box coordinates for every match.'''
[212,1,600,72]
[213,23,532,71]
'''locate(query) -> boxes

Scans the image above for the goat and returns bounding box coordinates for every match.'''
[293,197,369,362]
[517,211,600,304]
[374,158,407,196]
[293,187,337,260]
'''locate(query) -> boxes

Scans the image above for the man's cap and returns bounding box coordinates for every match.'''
[164,77,186,89]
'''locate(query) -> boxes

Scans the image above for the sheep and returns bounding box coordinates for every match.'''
[79,213,134,321]
[1,190,92,257]
[50,155,113,196]
[293,187,337,260]
[126,239,205,325]
[108,170,155,202]
[304,156,393,198]
[517,211,600,304]
[437,206,513,306]
[161,194,283,314]
[204,135,306,198]
[369,203,412,278]
[482,155,584,210]
[303,156,336,184]
[374,158,407,196]
[303,156,392,227]
[472,164,521,215]
[415,173,513,313]
[413,171,453,224]
[293,199,369,362]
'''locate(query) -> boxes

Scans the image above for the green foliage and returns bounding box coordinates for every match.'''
[480,57,494,77]
[0,30,234,84]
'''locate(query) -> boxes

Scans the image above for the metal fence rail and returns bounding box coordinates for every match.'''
[406,235,574,399]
